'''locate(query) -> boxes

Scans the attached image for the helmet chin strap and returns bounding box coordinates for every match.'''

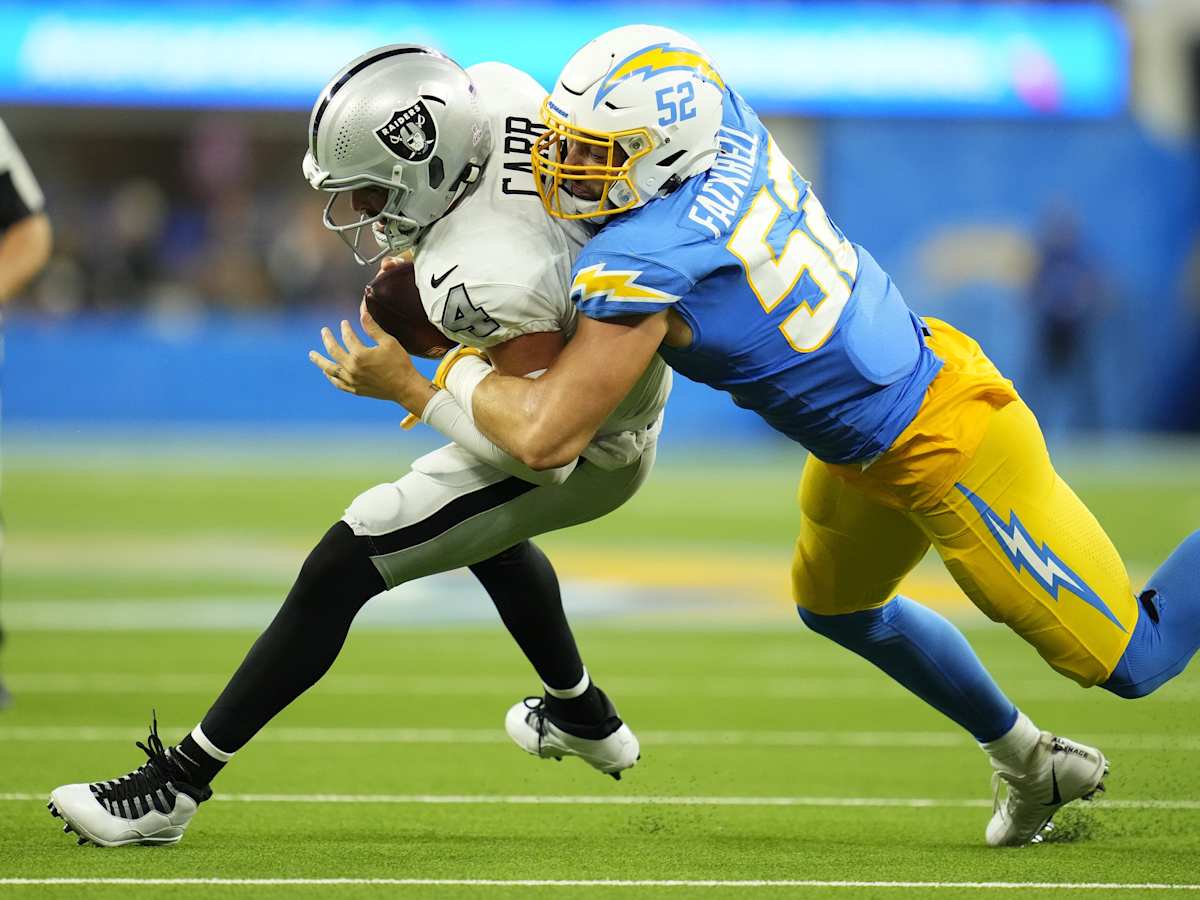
[373,218,424,257]
[372,161,483,257]
[445,161,484,209]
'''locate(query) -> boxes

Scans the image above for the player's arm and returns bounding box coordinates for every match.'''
[485,329,563,378]
[311,292,585,484]
[0,211,52,302]
[456,248,683,469]
[420,329,583,485]
[462,311,669,469]
[0,119,52,302]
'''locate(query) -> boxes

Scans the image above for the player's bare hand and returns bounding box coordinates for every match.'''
[308,302,429,410]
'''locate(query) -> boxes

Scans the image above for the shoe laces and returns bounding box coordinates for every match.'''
[521,696,549,754]
[88,712,194,819]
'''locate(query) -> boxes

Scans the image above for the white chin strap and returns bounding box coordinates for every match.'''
[373,219,422,258]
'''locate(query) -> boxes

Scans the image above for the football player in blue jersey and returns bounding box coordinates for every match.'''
[322,24,1200,846]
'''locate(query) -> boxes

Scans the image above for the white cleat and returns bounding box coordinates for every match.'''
[986,731,1109,847]
[48,783,200,847]
[47,716,210,847]
[506,696,640,780]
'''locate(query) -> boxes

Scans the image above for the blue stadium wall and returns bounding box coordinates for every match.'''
[821,117,1200,431]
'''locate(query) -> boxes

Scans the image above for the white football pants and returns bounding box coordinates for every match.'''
[342,441,655,587]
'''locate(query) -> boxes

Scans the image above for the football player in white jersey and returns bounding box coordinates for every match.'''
[0,117,53,711]
[47,45,671,848]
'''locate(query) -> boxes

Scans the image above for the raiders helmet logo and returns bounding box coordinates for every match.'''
[374,100,437,163]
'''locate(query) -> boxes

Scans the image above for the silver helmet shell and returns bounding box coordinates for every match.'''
[302,45,494,263]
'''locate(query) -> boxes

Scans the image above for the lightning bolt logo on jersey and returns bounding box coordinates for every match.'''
[571,264,681,306]
[570,87,943,464]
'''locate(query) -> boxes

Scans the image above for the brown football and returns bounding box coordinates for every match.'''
[363,260,454,359]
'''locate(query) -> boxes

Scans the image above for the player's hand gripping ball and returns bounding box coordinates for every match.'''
[363,259,454,359]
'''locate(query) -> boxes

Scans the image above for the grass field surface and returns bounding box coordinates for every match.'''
[1,436,1197,898]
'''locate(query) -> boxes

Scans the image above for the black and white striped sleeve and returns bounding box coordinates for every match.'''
[0,117,45,231]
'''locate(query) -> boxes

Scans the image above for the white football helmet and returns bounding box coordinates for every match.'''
[302,45,493,264]
[532,24,724,221]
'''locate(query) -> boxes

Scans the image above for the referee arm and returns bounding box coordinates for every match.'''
[0,118,51,302]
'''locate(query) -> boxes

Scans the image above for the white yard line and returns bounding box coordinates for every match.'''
[9,671,1197,702]
[1,878,1198,890]
[2,724,1198,751]
[4,791,1199,810]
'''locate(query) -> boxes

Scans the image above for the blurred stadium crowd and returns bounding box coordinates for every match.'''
[3,0,1200,434]
[12,121,363,317]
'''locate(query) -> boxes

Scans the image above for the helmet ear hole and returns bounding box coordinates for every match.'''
[428,156,445,189]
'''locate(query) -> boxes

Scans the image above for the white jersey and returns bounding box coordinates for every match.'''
[412,63,670,458]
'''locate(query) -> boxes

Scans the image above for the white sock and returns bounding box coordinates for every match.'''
[190,724,235,763]
[980,711,1040,767]
[543,667,590,699]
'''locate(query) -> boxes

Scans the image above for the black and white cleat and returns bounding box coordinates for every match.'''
[505,693,639,779]
[47,714,210,847]
[1031,821,1055,844]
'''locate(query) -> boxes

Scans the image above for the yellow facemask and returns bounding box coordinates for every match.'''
[531,98,654,221]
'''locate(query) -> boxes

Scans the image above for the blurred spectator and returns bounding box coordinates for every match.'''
[1027,205,1107,438]
[91,178,169,309]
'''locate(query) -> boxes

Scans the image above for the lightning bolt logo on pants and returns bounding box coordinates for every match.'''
[955,484,1127,632]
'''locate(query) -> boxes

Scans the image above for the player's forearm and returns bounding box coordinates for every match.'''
[0,213,51,302]
[421,390,577,485]
[469,371,594,470]
[454,312,669,470]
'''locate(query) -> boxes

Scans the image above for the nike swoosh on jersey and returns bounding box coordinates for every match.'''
[431,265,459,289]
[955,484,1127,632]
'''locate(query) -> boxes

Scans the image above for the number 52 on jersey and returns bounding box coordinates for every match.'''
[728,137,859,353]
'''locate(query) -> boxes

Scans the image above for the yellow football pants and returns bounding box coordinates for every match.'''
[792,320,1137,687]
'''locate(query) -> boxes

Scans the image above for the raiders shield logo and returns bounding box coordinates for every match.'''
[374,100,437,163]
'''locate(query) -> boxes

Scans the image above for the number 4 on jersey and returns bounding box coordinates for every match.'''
[441,284,500,338]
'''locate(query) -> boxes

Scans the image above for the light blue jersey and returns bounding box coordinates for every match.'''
[569,89,942,464]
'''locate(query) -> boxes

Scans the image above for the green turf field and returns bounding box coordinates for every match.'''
[1,437,1198,898]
